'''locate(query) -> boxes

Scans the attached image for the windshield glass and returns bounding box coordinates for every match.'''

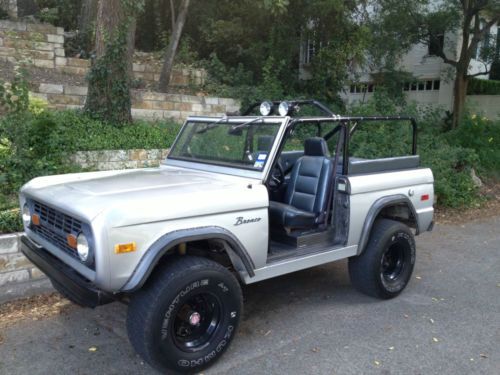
[168,120,281,170]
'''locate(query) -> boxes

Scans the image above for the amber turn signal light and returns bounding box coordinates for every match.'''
[115,242,137,254]
[66,234,77,249]
[32,214,40,226]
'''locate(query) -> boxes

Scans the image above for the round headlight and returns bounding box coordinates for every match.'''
[259,101,273,116]
[77,233,90,263]
[22,204,31,227]
[278,101,291,116]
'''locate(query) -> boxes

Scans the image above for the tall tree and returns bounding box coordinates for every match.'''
[84,0,144,124]
[372,0,500,128]
[158,0,191,91]
[77,0,98,54]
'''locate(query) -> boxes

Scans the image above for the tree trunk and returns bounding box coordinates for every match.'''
[127,18,137,77]
[451,70,468,129]
[94,0,125,58]
[84,0,135,124]
[158,0,190,92]
[78,0,98,53]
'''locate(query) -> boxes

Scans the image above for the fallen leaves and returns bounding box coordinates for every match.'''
[388,346,395,351]
[0,293,73,330]
[480,353,488,359]
[88,346,98,352]
[374,360,381,366]
[432,337,439,343]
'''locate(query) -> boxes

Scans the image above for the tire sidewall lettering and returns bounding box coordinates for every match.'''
[177,324,235,368]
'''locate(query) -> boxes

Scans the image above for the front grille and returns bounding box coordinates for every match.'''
[29,200,90,266]
[34,201,82,234]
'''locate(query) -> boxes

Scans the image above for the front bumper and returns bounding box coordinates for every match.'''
[20,235,113,308]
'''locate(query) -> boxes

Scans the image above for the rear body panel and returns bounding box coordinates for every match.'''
[347,168,434,250]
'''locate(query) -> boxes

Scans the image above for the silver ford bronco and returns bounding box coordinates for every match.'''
[19,100,434,373]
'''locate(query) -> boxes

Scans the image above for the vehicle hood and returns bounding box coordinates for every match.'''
[21,166,267,225]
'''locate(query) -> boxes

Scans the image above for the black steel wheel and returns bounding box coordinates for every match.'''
[349,219,416,299]
[126,256,242,374]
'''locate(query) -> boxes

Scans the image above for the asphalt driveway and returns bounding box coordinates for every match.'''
[0,216,499,375]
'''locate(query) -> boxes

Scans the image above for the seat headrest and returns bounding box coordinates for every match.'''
[304,137,329,157]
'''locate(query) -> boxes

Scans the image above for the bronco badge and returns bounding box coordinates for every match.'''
[234,217,261,226]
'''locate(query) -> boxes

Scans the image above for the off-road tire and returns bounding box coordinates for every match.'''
[126,256,243,374]
[349,219,416,299]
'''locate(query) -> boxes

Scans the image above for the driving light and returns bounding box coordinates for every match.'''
[278,101,291,116]
[259,101,273,116]
[22,204,31,227]
[77,233,90,262]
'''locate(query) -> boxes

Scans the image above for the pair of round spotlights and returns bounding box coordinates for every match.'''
[259,101,293,116]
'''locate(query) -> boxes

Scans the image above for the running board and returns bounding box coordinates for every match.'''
[242,245,358,284]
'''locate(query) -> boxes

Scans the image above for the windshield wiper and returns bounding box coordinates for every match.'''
[228,117,264,133]
[195,115,229,134]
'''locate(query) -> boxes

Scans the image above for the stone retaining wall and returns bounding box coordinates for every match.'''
[0,232,44,287]
[0,19,206,86]
[32,83,240,121]
[72,148,170,171]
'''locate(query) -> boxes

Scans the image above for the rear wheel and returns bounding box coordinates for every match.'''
[126,256,242,373]
[349,219,416,299]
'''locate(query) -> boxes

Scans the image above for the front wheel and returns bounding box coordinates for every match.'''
[126,256,243,373]
[349,219,416,299]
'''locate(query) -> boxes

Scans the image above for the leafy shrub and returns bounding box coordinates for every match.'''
[0,208,22,234]
[467,78,500,95]
[449,115,500,178]
[348,93,484,207]
[0,109,181,208]
[0,68,30,114]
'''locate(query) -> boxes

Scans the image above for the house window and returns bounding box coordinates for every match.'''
[428,34,444,56]
[433,80,440,90]
[304,38,315,64]
[426,80,433,90]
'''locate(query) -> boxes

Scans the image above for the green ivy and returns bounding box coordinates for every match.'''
[85,0,145,125]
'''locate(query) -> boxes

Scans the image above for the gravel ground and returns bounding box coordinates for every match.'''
[0,216,499,375]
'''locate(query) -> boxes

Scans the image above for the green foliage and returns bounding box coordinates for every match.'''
[0,68,30,114]
[85,36,133,124]
[467,78,500,95]
[0,101,179,216]
[0,208,22,234]
[449,115,500,178]
[349,92,491,208]
[34,0,82,30]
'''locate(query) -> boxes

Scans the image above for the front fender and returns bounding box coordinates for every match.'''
[121,226,255,292]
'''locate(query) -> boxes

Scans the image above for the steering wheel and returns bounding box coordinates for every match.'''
[268,161,285,190]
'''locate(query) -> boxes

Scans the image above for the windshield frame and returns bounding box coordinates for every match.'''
[164,116,289,179]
